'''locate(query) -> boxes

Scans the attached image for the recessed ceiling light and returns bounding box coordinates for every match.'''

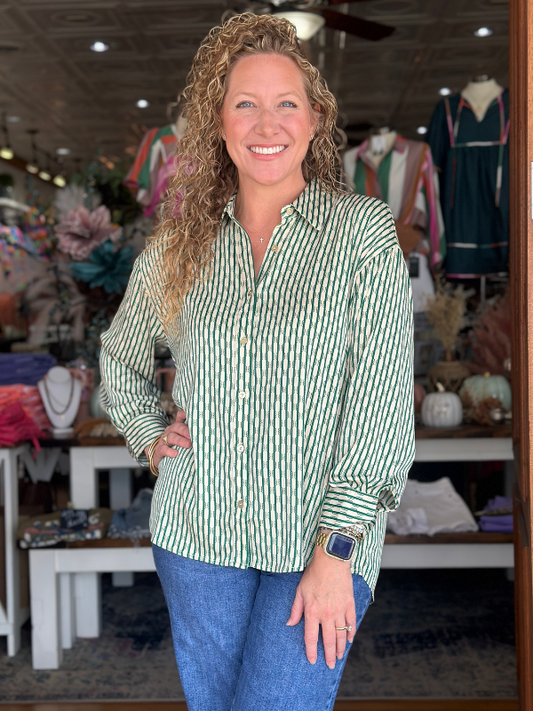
[53,175,67,187]
[38,170,52,181]
[0,147,13,160]
[417,126,428,135]
[474,27,493,37]
[90,41,109,53]
[56,147,71,156]
[6,115,20,123]
[439,87,452,96]
[136,99,149,108]
[26,163,39,174]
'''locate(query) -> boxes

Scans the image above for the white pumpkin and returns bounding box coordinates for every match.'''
[421,383,463,428]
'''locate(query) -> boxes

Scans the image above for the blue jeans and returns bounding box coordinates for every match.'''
[152,544,372,711]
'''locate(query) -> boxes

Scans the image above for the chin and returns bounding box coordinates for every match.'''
[245,163,302,186]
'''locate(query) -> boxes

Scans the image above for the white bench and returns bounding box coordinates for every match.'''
[28,434,514,670]
[29,531,514,670]
[29,542,154,670]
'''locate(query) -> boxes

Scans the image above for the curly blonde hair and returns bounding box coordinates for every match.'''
[148,12,347,332]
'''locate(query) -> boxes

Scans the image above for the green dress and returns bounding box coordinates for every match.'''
[426,88,509,277]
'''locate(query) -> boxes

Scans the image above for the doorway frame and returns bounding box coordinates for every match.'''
[509,0,533,708]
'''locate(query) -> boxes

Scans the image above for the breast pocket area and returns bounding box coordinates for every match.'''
[275,290,348,346]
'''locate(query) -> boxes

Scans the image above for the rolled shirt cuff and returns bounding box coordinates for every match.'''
[319,486,380,531]
[122,412,171,466]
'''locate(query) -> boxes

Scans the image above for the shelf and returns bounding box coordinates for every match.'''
[385,532,513,544]
[415,424,512,439]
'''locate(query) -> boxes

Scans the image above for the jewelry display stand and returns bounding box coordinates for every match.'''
[38,366,82,438]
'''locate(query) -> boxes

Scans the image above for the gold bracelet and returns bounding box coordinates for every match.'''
[147,435,162,477]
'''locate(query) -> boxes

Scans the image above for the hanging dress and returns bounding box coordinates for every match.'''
[124,125,180,216]
[342,135,446,270]
[426,88,510,277]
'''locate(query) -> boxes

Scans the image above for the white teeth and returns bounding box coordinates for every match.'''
[249,145,287,154]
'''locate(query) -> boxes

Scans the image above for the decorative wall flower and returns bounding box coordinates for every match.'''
[71,241,133,294]
[54,205,122,261]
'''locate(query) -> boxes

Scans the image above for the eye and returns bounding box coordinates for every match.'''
[280,101,297,108]
[236,101,254,108]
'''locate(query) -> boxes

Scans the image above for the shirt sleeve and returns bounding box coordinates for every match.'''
[99,253,171,466]
[319,222,415,534]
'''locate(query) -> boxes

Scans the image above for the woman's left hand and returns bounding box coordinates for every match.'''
[286,544,356,669]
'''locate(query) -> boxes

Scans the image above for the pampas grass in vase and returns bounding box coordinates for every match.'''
[425,279,470,393]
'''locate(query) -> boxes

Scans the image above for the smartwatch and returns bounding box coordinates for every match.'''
[316,529,358,562]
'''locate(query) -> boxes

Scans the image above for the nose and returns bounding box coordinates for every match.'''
[255,108,280,137]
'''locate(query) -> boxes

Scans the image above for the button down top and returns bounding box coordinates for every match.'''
[99,178,415,593]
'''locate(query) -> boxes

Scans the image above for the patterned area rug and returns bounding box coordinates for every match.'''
[0,568,517,701]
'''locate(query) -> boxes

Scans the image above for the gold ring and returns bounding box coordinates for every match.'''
[336,625,352,632]
[162,434,168,445]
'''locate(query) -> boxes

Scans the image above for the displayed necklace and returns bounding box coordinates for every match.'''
[43,372,75,418]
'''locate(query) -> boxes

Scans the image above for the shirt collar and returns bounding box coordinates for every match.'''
[222,177,332,232]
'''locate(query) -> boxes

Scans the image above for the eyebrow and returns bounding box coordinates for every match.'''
[234,91,302,99]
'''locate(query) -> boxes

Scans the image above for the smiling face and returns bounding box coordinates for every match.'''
[220,53,319,191]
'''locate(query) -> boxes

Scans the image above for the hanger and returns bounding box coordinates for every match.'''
[471,74,492,83]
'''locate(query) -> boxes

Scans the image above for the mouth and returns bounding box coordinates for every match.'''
[247,145,288,155]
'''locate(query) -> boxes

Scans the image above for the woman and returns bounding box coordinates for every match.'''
[100,12,415,711]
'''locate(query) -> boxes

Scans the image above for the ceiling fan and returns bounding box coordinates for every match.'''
[224,0,395,42]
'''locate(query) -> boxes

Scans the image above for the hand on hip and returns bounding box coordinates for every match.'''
[147,410,192,468]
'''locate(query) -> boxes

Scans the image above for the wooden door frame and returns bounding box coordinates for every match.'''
[510,0,533,707]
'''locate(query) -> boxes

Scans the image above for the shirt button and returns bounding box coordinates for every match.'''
[237,500,245,509]
[271,244,279,252]
[238,391,246,399]
[247,289,253,299]
[240,336,248,345]
[237,443,245,453]
[286,207,294,215]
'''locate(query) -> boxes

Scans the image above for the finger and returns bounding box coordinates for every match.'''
[346,613,357,644]
[167,422,191,442]
[322,622,337,670]
[162,431,192,448]
[303,614,319,665]
[153,444,180,467]
[286,588,304,626]
[175,410,187,422]
[335,622,347,660]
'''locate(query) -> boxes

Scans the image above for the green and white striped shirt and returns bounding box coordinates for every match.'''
[100,177,415,592]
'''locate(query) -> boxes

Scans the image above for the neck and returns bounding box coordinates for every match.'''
[234,171,307,227]
[366,130,398,168]
[461,78,503,121]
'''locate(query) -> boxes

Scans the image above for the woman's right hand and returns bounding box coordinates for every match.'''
[145,410,192,469]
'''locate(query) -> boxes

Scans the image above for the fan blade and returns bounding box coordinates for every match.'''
[318,9,395,41]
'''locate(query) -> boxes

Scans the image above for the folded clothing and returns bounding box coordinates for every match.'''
[0,353,56,386]
[387,477,478,536]
[0,401,44,450]
[0,384,52,432]
[108,488,152,540]
[478,495,513,533]
[18,508,112,548]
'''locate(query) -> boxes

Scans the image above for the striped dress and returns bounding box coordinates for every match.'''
[343,136,446,270]
[99,177,415,593]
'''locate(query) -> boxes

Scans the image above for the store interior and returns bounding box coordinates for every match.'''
[0,0,516,704]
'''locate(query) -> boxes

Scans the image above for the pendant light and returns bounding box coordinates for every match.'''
[26,129,40,174]
[0,113,13,160]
